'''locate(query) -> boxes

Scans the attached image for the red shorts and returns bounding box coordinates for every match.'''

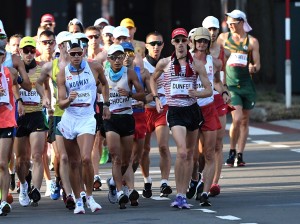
[133,112,147,140]
[200,102,222,131]
[145,105,168,133]
[214,94,228,116]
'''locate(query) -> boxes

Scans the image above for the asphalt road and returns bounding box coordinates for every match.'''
[3,120,300,224]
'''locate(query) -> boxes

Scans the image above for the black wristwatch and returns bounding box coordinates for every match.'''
[16,98,23,103]
[153,95,159,101]
[103,101,110,107]
[222,91,229,96]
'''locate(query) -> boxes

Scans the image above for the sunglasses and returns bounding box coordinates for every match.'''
[108,54,125,61]
[87,34,100,39]
[174,38,188,44]
[147,41,163,47]
[125,51,135,57]
[0,53,4,56]
[40,40,55,46]
[0,34,7,40]
[196,39,209,44]
[226,21,241,26]
[43,23,53,27]
[117,37,128,41]
[23,47,36,54]
[104,33,113,38]
[69,51,83,57]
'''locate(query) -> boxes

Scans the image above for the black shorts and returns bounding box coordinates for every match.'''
[167,103,204,131]
[103,114,135,137]
[0,127,14,138]
[16,111,49,137]
[47,116,55,143]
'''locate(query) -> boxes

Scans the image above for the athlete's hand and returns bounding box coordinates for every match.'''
[117,87,129,97]
[42,97,51,108]
[248,63,257,74]
[102,107,111,120]
[18,102,25,117]
[222,92,231,104]
[68,91,78,102]
[188,89,198,98]
[0,87,5,96]
[155,98,163,113]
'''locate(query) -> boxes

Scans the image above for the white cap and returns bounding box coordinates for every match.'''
[73,32,88,42]
[202,16,220,29]
[225,9,252,32]
[107,44,124,55]
[68,18,83,26]
[113,26,130,38]
[66,37,83,51]
[56,31,72,44]
[102,25,115,35]
[94,18,109,26]
[0,20,6,35]
[188,28,197,39]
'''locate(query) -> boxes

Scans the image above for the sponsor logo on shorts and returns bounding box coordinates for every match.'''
[7,132,12,136]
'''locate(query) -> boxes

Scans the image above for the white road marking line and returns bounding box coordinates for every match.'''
[271,144,290,148]
[291,149,300,153]
[191,208,216,213]
[216,215,241,220]
[252,140,271,144]
[226,124,281,135]
[151,196,171,200]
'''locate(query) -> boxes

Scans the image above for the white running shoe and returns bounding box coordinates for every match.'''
[87,196,102,212]
[45,180,54,197]
[74,200,85,214]
[19,182,30,207]
[80,191,86,206]
[0,201,12,215]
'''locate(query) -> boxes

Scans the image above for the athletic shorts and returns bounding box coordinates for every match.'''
[229,82,256,110]
[47,116,55,143]
[16,111,49,137]
[133,112,147,140]
[57,113,96,140]
[0,127,14,138]
[103,114,135,137]
[214,94,228,116]
[167,103,204,131]
[145,105,168,133]
[200,102,222,131]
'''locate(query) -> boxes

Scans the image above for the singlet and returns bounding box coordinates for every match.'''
[52,59,64,117]
[105,66,132,115]
[132,66,145,113]
[0,66,16,128]
[64,62,97,117]
[197,55,214,106]
[3,52,13,68]
[19,66,43,113]
[225,32,251,86]
[143,57,167,107]
[164,60,197,107]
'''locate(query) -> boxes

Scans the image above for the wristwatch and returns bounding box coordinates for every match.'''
[103,101,110,107]
[16,98,23,103]
[153,95,159,101]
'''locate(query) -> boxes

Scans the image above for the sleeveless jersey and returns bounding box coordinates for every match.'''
[164,60,197,107]
[64,62,97,117]
[132,66,145,113]
[225,32,251,86]
[105,66,132,115]
[197,55,214,106]
[19,66,43,113]
[52,58,64,116]
[3,52,13,67]
[0,66,16,128]
[143,57,167,107]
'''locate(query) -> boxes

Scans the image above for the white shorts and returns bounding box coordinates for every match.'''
[57,112,96,140]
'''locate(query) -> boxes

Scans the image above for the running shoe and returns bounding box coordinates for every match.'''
[186,179,198,199]
[18,181,30,207]
[29,187,41,206]
[160,183,172,197]
[65,195,75,210]
[142,183,152,198]
[209,184,220,197]
[50,181,61,200]
[195,181,204,200]
[10,173,15,191]
[170,195,182,208]
[87,196,102,212]
[225,149,236,167]
[100,146,109,164]
[0,201,11,216]
[80,191,87,206]
[117,191,129,209]
[181,196,190,209]
[129,189,139,206]
[93,175,102,191]
[235,153,246,167]
[74,200,85,214]
[45,180,53,197]
[106,178,117,204]
[199,193,211,206]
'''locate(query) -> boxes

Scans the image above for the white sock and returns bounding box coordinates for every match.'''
[144,176,152,183]
[161,179,168,185]
[109,177,115,185]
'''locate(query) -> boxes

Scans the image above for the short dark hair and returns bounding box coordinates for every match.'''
[85,26,100,33]
[146,31,163,42]
[39,30,55,39]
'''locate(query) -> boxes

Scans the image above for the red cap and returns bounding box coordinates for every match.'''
[41,14,55,23]
[171,28,188,39]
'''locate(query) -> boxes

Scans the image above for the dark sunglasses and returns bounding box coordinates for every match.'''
[40,40,55,46]
[0,53,4,56]
[147,41,163,47]
[43,23,53,27]
[69,51,83,57]
[23,47,36,54]
[108,54,125,61]
[195,38,209,44]
[174,38,188,43]
[87,34,100,40]
[117,37,128,41]
[0,34,7,40]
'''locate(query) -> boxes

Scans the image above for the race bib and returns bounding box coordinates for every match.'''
[227,53,248,67]
[0,89,9,105]
[109,88,132,113]
[70,90,92,107]
[20,88,41,106]
[170,81,192,98]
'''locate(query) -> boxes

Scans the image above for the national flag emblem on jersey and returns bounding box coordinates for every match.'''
[67,76,72,80]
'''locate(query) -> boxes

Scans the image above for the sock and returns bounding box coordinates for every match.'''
[109,177,115,186]
[161,179,168,186]
[144,176,152,184]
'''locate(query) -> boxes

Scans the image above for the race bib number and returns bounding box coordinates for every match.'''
[70,90,92,107]
[227,53,248,67]
[20,88,41,106]
[170,81,192,98]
